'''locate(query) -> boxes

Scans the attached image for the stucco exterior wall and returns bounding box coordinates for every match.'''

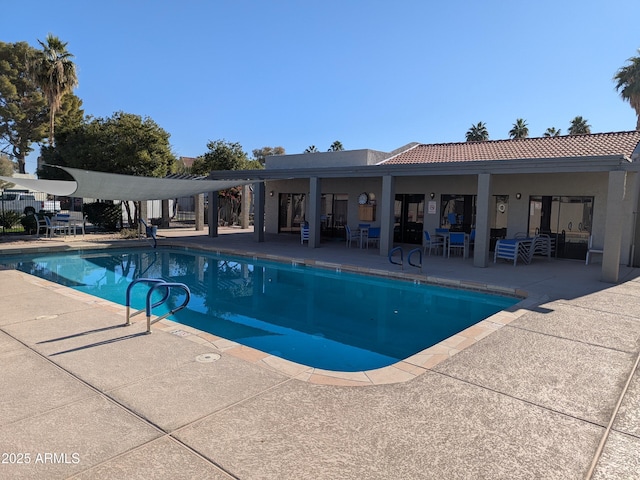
[264,170,637,265]
[265,150,391,169]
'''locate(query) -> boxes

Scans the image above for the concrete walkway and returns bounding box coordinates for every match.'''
[0,227,639,479]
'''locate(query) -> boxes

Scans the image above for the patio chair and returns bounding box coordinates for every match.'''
[34,213,48,237]
[469,228,476,252]
[448,232,466,257]
[423,231,444,256]
[368,227,380,248]
[345,225,359,248]
[300,224,310,244]
[44,215,67,238]
[53,213,71,236]
[585,235,603,265]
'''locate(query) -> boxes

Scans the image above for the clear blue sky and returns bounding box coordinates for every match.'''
[4,0,640,174]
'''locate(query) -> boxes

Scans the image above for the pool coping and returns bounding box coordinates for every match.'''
[0,241,541,386]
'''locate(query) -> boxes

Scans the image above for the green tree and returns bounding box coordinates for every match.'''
[0,154,15,188]
[252,146,285,165]
[509,119,529,139]
[191,139,260,175]
[543,127,561,137]
[0,41,48,173]
[55,93,84,137]
[465,122,489,142]
[28,34,78,146]
[568,116,591,135]
[614,49,640,130]
[40,111,177,178]
[40,111,177,226]
[304,145,319,153]
[328,140,344,151]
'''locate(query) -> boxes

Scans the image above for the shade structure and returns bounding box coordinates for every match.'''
[0,167,258,201]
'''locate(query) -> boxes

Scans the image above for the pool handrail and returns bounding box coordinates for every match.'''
[125,278,191,333]
[125,278,168,325]
[407,248,423,272]
[388,246,403,269]
[145,282,191,334]
[138,217,157,248]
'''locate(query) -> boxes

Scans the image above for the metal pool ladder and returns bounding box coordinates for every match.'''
[124,278,191,333]
[388,247,423,272]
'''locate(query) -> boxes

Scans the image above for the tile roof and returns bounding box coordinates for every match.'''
[381,131,640,165]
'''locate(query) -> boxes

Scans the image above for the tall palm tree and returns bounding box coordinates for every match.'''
[304,145,319,153]
[614,49,640,130]
[568,116,591,135]
[29,34,78,146]
[543,127,561,137]
[465,122,489,142]
[328,140,344,151]
[509,118,529,139]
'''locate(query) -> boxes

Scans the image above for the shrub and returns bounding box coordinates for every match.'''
[0,211,22,229]
[83,202,121,231]
[20,213,38,234]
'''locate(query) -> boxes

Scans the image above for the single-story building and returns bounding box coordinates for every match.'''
[207,130,640,283]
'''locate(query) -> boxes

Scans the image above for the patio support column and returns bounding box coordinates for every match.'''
[474,173,492,267]
[240,184,251,228]
[308,176,321,248]
[138,201,147,234]
[206,192,218,237]
[380,175,395,255]
[195,193,205,231]
[602,170,626,282]
[253,181,265,242]
[161,199,170,228]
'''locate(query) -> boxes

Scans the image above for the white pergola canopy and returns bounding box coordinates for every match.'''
[0,167,257,201]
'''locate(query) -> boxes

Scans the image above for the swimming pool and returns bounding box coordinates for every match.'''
[1,248,518,371]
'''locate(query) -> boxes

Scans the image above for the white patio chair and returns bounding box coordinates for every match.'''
[423,231,444,256]
[585,235,603,265]
[345,225,359,248]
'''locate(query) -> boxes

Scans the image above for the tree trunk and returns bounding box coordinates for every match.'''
[49,109,55,147]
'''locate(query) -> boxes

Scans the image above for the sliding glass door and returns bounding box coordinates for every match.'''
[528,196,594,259]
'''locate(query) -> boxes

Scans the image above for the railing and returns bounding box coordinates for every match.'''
[388,247,423,272]
[125,278,191,333]
[138,218,157,248]
[407,248,423,272]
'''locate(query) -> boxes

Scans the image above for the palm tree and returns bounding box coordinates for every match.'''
[568,116,591,135]
[614,49,640,130]
[304,145,319,153]
[465,122,489,142]
[29,34,78,146]
[509,119,529,139]
[328,140,344,151]
[543,127,561,137]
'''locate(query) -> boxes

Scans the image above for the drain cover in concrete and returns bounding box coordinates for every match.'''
[196,353,221,363]
[170,329,191,337]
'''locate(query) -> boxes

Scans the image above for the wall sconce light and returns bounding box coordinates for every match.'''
[269,191,274,197]
[430,192,435,199]
[515,193,522,200]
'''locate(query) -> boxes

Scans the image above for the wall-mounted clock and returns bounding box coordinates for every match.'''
[358,192,369,205]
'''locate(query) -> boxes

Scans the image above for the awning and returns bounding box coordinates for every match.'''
[0,167,259,201]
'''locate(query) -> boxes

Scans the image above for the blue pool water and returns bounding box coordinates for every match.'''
[1,248,518,371]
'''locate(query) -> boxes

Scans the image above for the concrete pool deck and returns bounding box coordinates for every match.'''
[1,226,639,479]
